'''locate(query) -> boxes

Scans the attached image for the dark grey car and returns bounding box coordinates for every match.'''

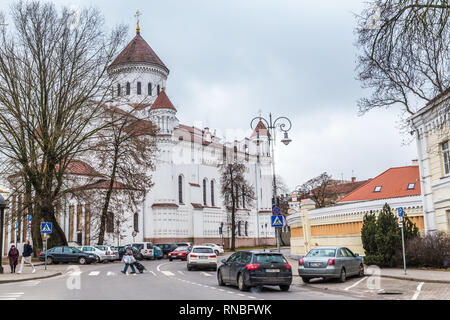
[298,247,364,283]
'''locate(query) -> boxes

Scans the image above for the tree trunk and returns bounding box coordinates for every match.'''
[37,196,67,247]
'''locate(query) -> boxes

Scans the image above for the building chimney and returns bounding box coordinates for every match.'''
[351,177,356,183]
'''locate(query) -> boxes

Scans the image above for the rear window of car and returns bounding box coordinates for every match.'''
[133,244,144,250]
[146,243,153,249]
[307,249,336,257]
[193,248,213,253]
[254,254,286,263]
[175,246,188,251]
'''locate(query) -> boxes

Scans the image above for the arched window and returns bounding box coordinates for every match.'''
[126,82,130,95]
[148,83,152,95]
[157,84,160,95]
[133,213,139,232]
[117,83,121,96]
[238,221,241,236]
[106,212,114,233]
[242,186,246,209]
[210,180,215,207]
[178,175,183,204]
[203,178,207,206]
[137,82,141,95]
[245,221,248,236]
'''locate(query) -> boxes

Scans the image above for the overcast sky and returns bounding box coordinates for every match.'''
[0,0,419,190]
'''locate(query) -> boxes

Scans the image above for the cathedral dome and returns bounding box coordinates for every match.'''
[110,31,169,74]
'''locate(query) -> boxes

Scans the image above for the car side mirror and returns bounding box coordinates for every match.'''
[221,259,227,264]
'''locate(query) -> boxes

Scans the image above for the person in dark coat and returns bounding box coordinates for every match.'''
[8,244,19,273]
[18,240,36,274]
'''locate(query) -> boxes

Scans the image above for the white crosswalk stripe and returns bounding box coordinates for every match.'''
[161,271,175,276]
[89,271,100,276]
[200,272,213,277]
[0,292,24,300]
[19,280,40,287]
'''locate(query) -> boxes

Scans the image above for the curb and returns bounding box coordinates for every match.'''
[377,274,450,284]
[0,272,62,284]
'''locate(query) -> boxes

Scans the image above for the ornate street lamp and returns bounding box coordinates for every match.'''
[250,113,292,252]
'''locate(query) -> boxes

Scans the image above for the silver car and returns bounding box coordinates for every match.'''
[298,247,364,283]
[78,246,110,263]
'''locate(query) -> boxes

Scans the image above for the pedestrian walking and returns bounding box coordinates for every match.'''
[17,240,36,274]
[121,246,136,274]
[7,244,19,273]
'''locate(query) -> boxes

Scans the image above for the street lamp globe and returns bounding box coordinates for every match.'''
[281,132,292,145]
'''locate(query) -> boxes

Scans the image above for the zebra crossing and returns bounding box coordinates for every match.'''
[65,269,216,278]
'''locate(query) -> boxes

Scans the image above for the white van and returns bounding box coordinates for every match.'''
[128,242,154,260]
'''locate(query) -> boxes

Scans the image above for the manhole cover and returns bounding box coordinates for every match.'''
[377,290,403,295]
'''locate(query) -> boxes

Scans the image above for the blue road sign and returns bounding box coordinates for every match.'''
[272,206,281,215]
[40,222,52,234]
[398,207,404,217]
[271,215,284,227]
[28,214,32,222]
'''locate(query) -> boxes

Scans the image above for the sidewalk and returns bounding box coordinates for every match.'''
[0,264,63,284]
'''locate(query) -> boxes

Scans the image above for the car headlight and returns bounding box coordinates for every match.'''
[89,255,94,258]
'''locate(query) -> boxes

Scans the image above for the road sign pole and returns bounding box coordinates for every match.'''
[44,235,47,271]
[401,224,406,275]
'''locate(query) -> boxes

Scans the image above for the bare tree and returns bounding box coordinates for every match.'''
[0,1,127,247]
[298,172,337,208]
[220,162,255,251]
[355,0,450,117]
[92,107,158,245]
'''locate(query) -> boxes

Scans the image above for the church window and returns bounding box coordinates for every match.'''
[442,141,450,175]
[137,82,142,95]
[148,83,152,95]
[117,84,121,96]
[238,221,241,236]
[203,178,207,206]
[133,213,139,232]
[245,221,248,236]
[126,82,130,95]
[242,187,246,209]
[178,175,184,204]
[157,85,160,95]
[106,212,114,233]
[211,180,215,207]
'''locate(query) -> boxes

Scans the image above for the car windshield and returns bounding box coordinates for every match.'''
[96,246,108,251]
[175,246,188,251]
[254,254,286,263]
[193,248,213,253]
[307,249,336,257]
[133,244,144,250]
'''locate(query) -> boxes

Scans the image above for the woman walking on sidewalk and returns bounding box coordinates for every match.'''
[18,240,36,274]
[8,244,19,273]
[121,247,136,275]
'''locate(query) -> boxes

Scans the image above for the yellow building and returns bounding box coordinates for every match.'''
[287,166,425,256]
[409,89,450,234]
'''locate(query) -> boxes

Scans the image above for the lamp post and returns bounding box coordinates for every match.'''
[0,194,8,274]
[251,113,292,252]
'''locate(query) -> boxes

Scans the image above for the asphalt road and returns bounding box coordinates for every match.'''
[0,257,357,300]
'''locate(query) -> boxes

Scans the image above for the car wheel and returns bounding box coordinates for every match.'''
[78,257,87,265]
[301,277,310,283]
[339,268,347,283]
[95,256,100,263]
[169,257,173,261]
[187,264,192,271]
[279,285,290,291]
[359,264,365,277]
[238,273,249,291]
[217,270,225,286]
[214,250,219,256]
[46,256,53,265]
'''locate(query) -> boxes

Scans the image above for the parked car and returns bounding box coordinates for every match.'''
[108,246,121,261]
[77,246,110,263]
[175,242,193,248]
[187,246,217,271]
[168,246,191,261]
[94,245,115,262]
[153,245,163,260]
[217,250,292,291]
[118,246,141,260]
[126,242,154,260]
[155,243,178,258]
[39,246,96,265]
[202,243,224,255]
[298,247,364,283]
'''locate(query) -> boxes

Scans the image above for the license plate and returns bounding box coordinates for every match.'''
[310,262,321,267]
[199,256,208,259]
[265,269,279,273]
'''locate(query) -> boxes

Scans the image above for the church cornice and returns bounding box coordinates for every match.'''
[108,63,169,78]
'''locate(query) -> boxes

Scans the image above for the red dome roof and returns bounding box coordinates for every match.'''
[150,89,176,111]
[110,31,168,73]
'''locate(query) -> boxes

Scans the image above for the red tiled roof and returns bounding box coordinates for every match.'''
[82,179,137,190]
[338,166,421,202]
[110,31,168,72]
[251,120,270,137]
[326,180,370,195]
[124,119,156,136]
[150,89,177,111]
[64,160,102,177]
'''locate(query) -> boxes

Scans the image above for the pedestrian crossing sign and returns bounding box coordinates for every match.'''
[40,222,52,234]
[271,215,284,227]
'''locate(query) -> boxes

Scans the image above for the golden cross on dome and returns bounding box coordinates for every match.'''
[135,10,142,32]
